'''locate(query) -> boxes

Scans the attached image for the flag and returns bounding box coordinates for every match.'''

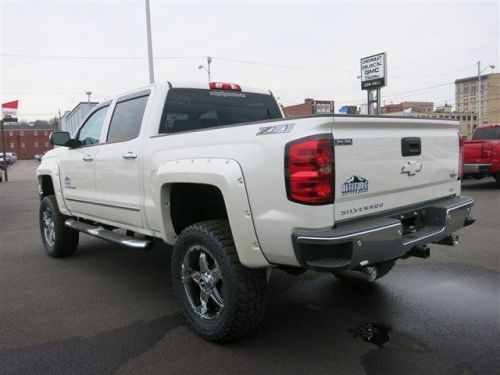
[2,100,19,122]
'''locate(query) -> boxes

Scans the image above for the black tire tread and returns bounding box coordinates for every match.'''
[40,195,79,257]
[172,220,267,342]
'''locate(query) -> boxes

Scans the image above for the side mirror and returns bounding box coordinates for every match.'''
[50,131,71,146]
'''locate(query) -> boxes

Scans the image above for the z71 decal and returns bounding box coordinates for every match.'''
[256,123,294,136]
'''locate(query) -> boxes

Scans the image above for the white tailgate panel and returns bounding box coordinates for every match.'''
[333,120,459,221]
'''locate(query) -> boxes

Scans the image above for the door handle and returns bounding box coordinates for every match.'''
[83,155,93,162]
[122,152,137,160]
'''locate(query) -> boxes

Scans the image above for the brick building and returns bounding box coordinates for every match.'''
[283,98,335,117]
[382,101,434,114]
[455,72,500,124]
[383,107,478,138]
[0,124,56,160]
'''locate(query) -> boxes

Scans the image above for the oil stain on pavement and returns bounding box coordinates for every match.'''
[349,322,391,348]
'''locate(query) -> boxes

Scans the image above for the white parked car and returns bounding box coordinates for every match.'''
[5,152,16,163]
[36,81,475,341]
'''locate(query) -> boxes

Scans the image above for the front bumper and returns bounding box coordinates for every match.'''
[292,196,475,272]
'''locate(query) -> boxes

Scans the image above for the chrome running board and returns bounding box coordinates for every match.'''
[65,219,152,249]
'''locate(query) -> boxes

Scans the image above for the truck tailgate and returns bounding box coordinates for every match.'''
[332,117,460,222]
[464,141,485,163]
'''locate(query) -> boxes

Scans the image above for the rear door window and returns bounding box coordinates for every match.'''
[159,88,282,134]
[107,95,149,143]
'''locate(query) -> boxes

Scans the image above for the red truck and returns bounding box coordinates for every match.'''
[463,123,500,187]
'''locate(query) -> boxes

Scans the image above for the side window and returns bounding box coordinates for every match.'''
[77,106,109,146]
[107,95,149,143]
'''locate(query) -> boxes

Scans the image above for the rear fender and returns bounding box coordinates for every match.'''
[154,158,270,268]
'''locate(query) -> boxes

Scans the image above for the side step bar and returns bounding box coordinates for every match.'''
[65,219,153,249]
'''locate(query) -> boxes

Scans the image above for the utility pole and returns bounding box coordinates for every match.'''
[86,91,92,106]
[477,61,482,125]
[145,0,155,84]
[1,119,8,182]
[198,56,212,82]
[207,56,212,82]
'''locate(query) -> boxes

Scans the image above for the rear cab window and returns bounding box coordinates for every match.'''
[472,127,500,140]
[159,88,282,134]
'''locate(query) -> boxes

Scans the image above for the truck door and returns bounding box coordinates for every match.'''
[93,91,150,228]
[59,105,110,217]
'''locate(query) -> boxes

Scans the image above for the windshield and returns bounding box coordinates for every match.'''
[472,127,500,140]
[159,88,283,134]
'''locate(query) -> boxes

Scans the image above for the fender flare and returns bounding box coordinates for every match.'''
[36,160,71,216]
[154,158,270,268]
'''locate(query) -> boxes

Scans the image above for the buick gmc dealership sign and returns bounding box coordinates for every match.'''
[360,53,387,90]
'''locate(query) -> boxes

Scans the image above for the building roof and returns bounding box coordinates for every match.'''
[455,72,498,84]
[1,123,57,130]
[61,101,99,119]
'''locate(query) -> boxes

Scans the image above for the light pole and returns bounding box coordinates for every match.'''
[477,61,495,125]
[145,0,155,84]
[85,91,92,106]
[198,56,212,82]
[1,118,7,182]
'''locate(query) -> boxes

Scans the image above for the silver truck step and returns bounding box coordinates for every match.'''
[65,219,152,249]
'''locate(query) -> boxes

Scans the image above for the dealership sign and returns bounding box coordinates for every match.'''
[360,53,387,90]
[2,100,19,122]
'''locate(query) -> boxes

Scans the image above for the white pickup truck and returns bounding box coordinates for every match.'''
[37,81,475,341]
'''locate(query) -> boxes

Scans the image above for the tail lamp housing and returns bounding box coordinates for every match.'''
[285,134,334,205]
[481,143,493,159]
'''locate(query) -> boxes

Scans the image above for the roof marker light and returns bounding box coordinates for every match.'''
[209,82,241,91]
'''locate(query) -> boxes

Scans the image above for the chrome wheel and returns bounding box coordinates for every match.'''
[42,207,55,248]
[182,245,224,320]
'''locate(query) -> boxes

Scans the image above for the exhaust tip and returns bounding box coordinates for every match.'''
[335,266,378,283]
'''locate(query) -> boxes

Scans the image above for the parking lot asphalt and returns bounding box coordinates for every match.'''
[1,161,499,375]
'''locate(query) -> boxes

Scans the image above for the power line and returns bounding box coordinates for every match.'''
[1,53,358,73]
[1,53,204,61]
[395,63,477,80]
[212,56,357,73]
[333,81,455,106]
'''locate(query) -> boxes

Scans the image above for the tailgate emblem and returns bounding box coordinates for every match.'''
[401,161,423,176]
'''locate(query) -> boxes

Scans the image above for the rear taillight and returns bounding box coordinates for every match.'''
[285,135,334,205]
[209,82,241,91]
[458,134,464,180]
[481,143,493,158]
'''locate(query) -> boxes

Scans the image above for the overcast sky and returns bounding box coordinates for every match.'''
[1,0,498,121]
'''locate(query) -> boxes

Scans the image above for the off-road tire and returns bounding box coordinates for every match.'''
[335,260,396,283]
[171,220,267,342]
[39,195,79,257]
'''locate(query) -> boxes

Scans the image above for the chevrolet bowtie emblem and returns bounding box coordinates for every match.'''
[401,161,423,176]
